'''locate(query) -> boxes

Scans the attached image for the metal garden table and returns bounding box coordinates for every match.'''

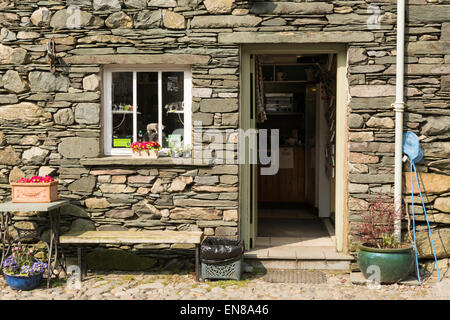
[0,200,69,288]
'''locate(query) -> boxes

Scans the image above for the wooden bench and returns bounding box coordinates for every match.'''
[59,230,204,281]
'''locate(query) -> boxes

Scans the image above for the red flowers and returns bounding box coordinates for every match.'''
[17,175,53,183]
[130,141,161,152]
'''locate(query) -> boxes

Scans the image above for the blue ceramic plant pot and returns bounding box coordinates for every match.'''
[4,273,43,291]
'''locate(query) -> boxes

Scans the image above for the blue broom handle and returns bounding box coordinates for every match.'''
[412,161,441,282]
[410,161,421,285]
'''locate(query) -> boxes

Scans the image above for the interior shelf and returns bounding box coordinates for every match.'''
[266,112,303,116]
[112,111,141,114]
[167,110,184,114]
[263,80,315,84]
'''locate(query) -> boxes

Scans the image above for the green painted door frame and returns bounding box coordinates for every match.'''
[239,51,257,251]
[239,44,348,252]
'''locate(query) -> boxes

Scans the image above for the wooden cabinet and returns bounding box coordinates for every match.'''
[258,146,305,203]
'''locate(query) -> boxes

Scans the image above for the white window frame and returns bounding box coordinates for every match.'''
[103,65,192,156]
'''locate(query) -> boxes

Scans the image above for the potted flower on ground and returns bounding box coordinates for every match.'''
[357,194,414,284]
[130,141,161,159]
[10,175,58,203]
[2,242,48,290]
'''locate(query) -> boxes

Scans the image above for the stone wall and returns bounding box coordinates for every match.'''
[64,165,239,236]
[344,3,450,263]
[0,0,448,264]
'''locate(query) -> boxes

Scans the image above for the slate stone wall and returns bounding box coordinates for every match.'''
[0,0,448,262]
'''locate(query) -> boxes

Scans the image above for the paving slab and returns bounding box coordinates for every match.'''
[350,272,427,286]
[0,269,447,300]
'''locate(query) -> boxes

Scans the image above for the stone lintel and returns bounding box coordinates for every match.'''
[62,54,211,65]
[218,31,374,44]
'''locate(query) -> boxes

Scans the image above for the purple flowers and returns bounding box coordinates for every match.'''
[31,261,47,274]
[20,265,32,275]
[2,243,47,277]
[3,256,19,272]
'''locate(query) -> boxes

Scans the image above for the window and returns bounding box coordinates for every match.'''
[103,66,192,155]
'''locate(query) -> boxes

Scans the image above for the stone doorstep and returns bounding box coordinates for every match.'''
[350,272,438,286]
[256,236,335,247]
[244,246,354,261]
[245,258,351,271]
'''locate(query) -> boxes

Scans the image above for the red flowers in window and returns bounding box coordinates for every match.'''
[130,141,161,152]
[17,175,54,183]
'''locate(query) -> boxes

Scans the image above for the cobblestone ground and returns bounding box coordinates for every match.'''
[0,270,448,300]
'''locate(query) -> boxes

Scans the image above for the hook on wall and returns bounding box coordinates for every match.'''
[46,38,56,74]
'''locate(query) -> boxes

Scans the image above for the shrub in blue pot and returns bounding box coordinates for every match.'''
[2,242,48,291]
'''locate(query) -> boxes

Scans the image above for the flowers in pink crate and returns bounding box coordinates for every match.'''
[130,141,161,152]
[17,175,54,183]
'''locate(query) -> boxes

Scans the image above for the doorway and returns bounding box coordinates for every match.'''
[257,53,335,248]
[240,45,348,253]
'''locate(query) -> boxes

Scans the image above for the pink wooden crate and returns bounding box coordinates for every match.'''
[10,181,59,203]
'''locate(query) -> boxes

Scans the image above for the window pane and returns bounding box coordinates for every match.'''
[137,72,158,143]
[162,72,184,148]
[112,72,133,149]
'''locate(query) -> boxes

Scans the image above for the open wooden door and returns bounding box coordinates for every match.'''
[240,51,257,250]
[316,82,331,218]
[304,85,316,206]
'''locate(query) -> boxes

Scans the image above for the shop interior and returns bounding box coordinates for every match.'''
[255,54,337,247]
[111,71,185,149]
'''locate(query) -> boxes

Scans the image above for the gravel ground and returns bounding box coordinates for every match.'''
[0,270,448,300]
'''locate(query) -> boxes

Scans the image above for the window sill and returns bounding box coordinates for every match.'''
[80,156,212,167]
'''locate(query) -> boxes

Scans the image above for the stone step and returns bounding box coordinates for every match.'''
[245,258,352,271]
[244,246,354,260]
[244,246,354,271]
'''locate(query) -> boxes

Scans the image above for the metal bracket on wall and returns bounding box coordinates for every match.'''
[47,38,57,74]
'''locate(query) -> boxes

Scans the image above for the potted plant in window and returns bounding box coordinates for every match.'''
[183,144,192,158]
[10,175,58,203]
[130,141,161,159]
[169,146,183,158]
[147,141,161,159]
[357,194,414,284]
[2,242,48,291]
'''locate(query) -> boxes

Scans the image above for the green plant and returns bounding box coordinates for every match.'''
[169,146,183,157]
[207,279,250,290]
[48,278,65,288]
[183,144,192,157]
[122,275,135,282]
[381,233,399,248]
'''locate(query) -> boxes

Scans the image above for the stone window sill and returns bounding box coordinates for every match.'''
[80,156,212,167]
